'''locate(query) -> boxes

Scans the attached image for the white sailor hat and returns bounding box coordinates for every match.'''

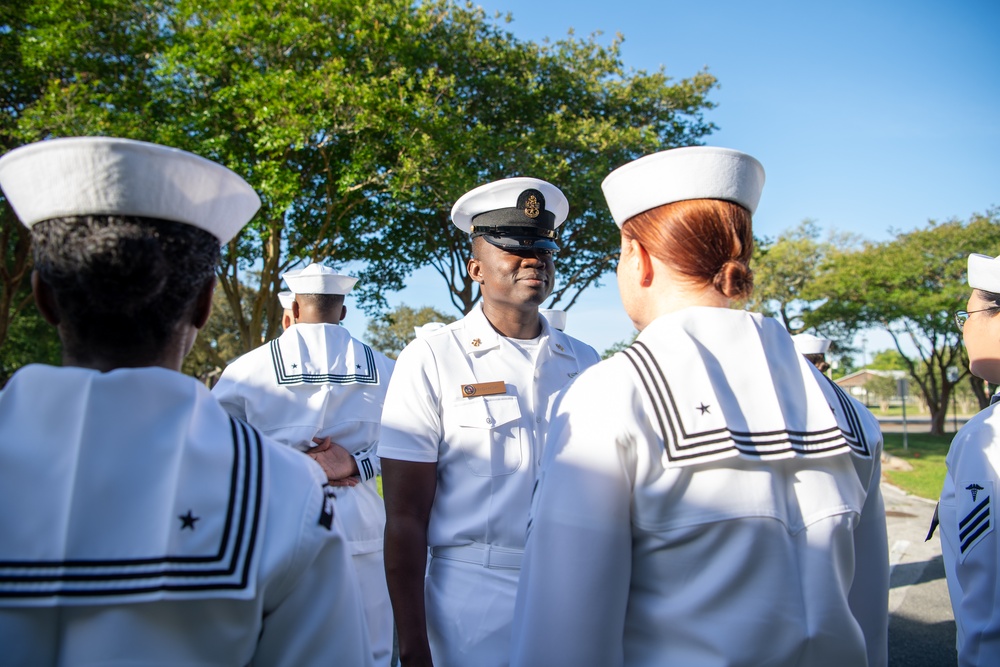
[0,137,260,244]
[601,146,765,227]
[277,290,295,310]
[539,308,567,331]
[282,263,358,295]
[792,333,831,355]
[968,254,1000,292]
[413,322,447,339]
[451,177,569,251]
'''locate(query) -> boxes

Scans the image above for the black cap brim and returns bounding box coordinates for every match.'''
[478,233,560,251]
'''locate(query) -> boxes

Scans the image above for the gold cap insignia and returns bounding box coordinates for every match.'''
[524,194,540,219]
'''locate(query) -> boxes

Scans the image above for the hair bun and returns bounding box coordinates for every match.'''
[713,260,753,300]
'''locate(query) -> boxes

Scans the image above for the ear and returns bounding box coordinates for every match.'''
[622,237,654,285]
[281,311,293,330]
[192,275,216,329]
[637,242,654,288]
[340,305,347,323]
[31,270,61,326]
[292,298,301,319]
[468,256,483,284]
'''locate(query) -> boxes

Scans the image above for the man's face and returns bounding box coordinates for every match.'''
[468,238,556,310]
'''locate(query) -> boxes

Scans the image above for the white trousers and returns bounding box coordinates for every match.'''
[425,553,520,667]
[354,549,393,667]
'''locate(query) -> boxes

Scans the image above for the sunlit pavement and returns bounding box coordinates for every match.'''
[883,481,957,666]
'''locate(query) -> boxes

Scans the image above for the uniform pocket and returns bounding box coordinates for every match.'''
[453,395,523,477]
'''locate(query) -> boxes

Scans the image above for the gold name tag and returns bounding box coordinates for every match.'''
[460,381,506,398]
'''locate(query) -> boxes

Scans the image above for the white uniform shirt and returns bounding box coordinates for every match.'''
[213,323,394,555]
[378,303,600,551]
[511,308,888,667]
[940,403,1000,666]
[0,364,373,667]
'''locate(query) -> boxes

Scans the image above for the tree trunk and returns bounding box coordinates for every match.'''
[929,407,949,436]
[971,374,991,411]
[0,210,32,351]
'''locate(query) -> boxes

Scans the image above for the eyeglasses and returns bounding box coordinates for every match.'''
[954,307,996,331]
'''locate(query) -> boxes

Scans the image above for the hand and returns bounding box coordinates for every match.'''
[326,475,362,488]
[305,436,360,483]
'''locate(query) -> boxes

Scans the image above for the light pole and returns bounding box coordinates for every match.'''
[897,377,909,452]
[947,366,959,433]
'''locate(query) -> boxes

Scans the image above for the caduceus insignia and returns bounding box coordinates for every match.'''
[524,194,540,219]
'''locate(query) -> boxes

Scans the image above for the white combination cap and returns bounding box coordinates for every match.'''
[792,333,831,355]
[282,263,358,295]
[277,290,295,310]
[968,254,1000,292]
[451,177,569,251]
[601,146,765,227]
[413,322,447,339]
[0,137,260,244]
[539,308,567,331]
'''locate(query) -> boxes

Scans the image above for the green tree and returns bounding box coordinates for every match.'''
[1,0,172,377]
[0,296,61,384]
[183,285,271,385]
[602,331,638,359]
[806,210,1000,435]
[748,220,862,355]
[159,0,426,350]
[365,304,455,359]
[358,2,718,315]
[0,2,35,358]
[868,348,909,371]
[2,0,718,369]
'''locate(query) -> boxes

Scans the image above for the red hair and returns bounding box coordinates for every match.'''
[621,199,754,301]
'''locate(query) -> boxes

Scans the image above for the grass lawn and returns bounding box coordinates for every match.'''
[881,432,951,500]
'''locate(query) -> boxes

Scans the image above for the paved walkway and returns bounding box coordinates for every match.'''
[884,481,957,666]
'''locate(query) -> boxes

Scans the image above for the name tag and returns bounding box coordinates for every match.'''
[460,381,506,398]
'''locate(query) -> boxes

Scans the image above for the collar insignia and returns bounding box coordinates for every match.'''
[471,338,481,347]
[179,510,200,530]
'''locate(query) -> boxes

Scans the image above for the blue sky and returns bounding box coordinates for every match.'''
[348,0,1000,357]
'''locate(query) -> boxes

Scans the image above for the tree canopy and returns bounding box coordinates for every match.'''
[748,220,862,353]
[1,0,719,380]
[805,209,1000,434]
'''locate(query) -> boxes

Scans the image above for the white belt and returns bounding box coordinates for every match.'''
[430,543,523,570]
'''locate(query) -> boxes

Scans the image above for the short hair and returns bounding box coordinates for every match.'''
[621,199,754,301]
[31,215,219,361]
[975,289,1000,311]
[803,353,831,373]
[295,293,345,320]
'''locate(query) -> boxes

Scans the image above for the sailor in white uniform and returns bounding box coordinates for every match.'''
[278,289,295,330]
[538,308,567,332]
[937,252,1000,666]
[379,177,600,667]
[413,321,447,339]
[793,331,833,374]
[213,263,395,667]
[511,147,888,667]
[0,137,372,666]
